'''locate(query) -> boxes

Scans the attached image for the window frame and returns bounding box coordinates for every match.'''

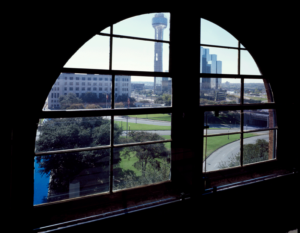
[33,12,280,230]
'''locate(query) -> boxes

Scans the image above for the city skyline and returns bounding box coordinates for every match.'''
[63,13,261,83]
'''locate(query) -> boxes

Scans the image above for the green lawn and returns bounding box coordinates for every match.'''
[114,121,171,131]
[203,133,257,159]
[125,114,171,122]
[248,97,268,101]
[118,151,142,176]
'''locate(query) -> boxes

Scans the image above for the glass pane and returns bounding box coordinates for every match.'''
[204,111,241,135]
[243,79,273,104]
[241,50,261,75]
[43,73,112,111]
[63,35,109,70]
[113,142,171,191]
[200,46,238,74]
[100,26,110,34]
[34,149,110,205]
[113,13,170,41]
[200,78,241,105]
[240,43,245,48]
[114,114,171,144]
[201,18,238,48]
[113,38,169,72]
[114,76,171,108]
[243,109,276,131]
[203,134,241,172]
[243,130,276,165]
[35,117,111,153]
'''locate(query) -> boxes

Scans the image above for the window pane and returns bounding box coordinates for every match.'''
[200,18,238,48]
[113,142,171,191]
[43,73,112,111]
[243,130,276,165]
[115,76,171,108]
[200,46,238,74]
[204,111,241,135]
[243,109,276,131]
[34,149,110,205]
[241,50,261,75]
[243,79,273,104]
[63,35,109,70]
[114,114,171,145]
[100,26,110,34]
[200,78,241,105]
[203,134,241,172]
[240,43,245,49]
[35,117,111,153]
[113,13,170,41]
[113,38,169,72]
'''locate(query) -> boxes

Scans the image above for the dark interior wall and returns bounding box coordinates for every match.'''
[7,4,299,232]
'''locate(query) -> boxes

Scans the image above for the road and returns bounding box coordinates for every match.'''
[203,134,269,172]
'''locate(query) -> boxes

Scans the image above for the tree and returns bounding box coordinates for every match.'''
[58,93,82,109]
[119,132,170,177]
[85,104,101,109]
[218,139,269,169]
[154,93,171,106]
[80,92,99,103]
[35,117,123,202]
[115,102,124,108]
[114,132,171,190]
[67,103,85,109]
[115,94,136,107]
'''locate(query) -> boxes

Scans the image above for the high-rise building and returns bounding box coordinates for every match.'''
[200,47,222,90]
[152,13,167,94]
[200,47,225,101]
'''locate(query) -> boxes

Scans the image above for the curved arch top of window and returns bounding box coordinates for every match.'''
[100,26,110,34]
[200,18,238,48]
[241,50,261,75]
[113,13,170,41]
[63,35,110,70]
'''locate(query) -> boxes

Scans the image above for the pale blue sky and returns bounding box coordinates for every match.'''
[63,13,260,83]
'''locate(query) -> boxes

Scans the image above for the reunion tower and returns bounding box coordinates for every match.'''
[152,13,167,93]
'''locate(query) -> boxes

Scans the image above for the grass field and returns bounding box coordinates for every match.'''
[203,133,256,159]
[125,114,171,122]
[114,121,171,131]
[247,97,268,101]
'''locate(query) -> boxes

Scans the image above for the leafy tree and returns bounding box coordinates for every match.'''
[115,94,136,107]
[114,159,170,190]
[139,100,150,104]
[85,104,101,109]
[35,117,123,202]
[155,94,171,106]
[218,139,269,169]
[67,103,85,109]
[80,92,99,103]
[115,102,124,108]
[119,132,170,177]
[58,93,82,109]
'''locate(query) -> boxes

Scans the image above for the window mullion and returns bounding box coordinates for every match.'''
[110,114,114,194]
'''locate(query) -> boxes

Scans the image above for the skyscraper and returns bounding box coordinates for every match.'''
[200,47,222,90]
[200,47,225,101]
[152,13,167,93]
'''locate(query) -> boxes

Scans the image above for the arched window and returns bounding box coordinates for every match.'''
[33,12,278,230]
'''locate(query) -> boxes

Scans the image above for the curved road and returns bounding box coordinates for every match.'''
[203,134,269,172]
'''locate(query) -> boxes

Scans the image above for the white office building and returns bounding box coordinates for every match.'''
[47,73,131,109]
